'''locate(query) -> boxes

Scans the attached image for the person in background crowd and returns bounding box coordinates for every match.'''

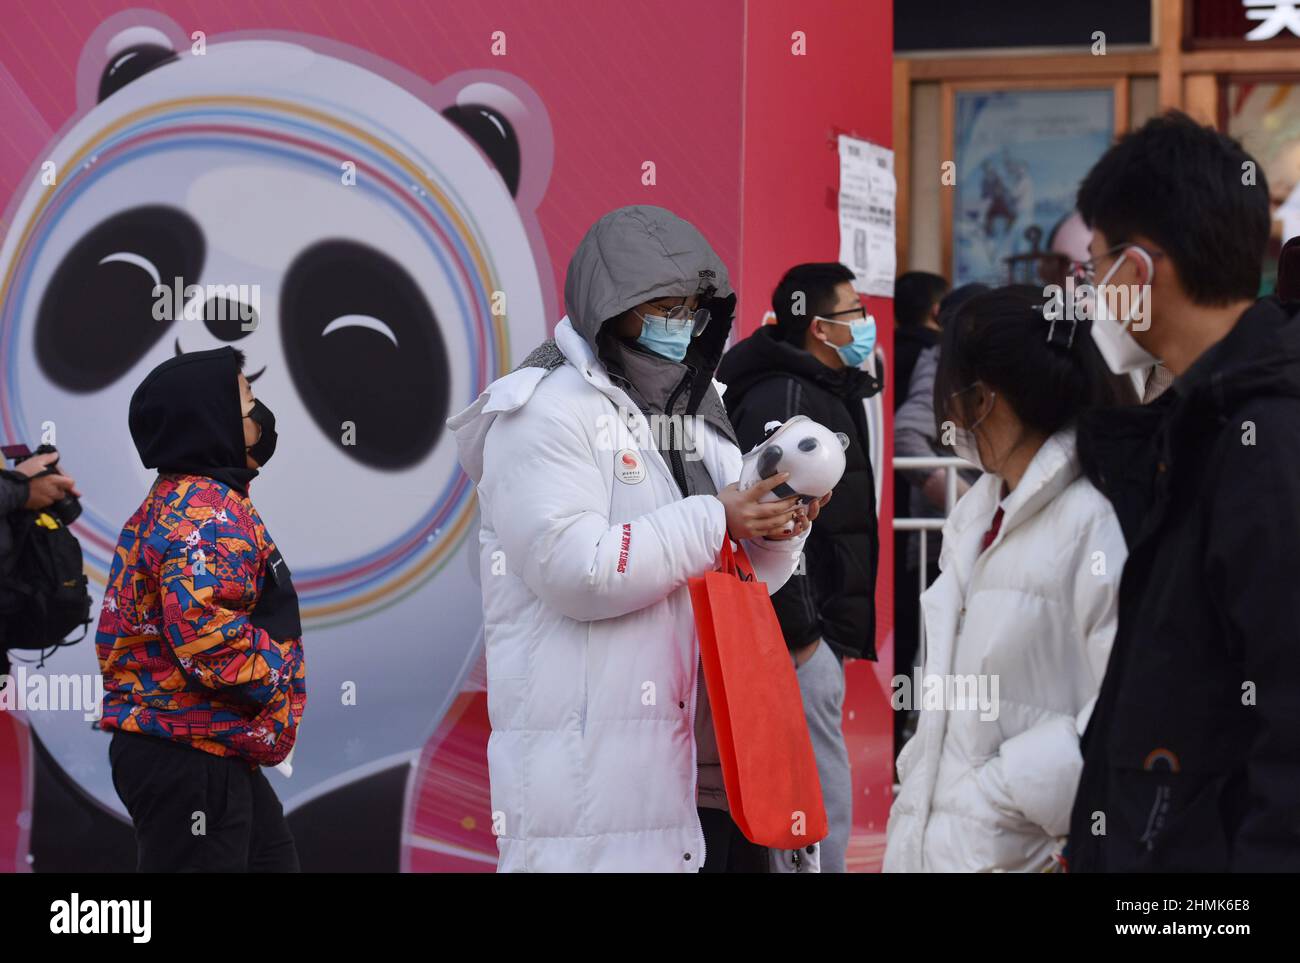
[885,286,1127,872]
[717,261,881,873]
[0,452,79,519]
[449,206,815,873]
[0,451,81,678]
[1069,112,1300,871]
[891,283,986,755]
[1044,210,1093,287]
[893,271,950,413]
[890,272,950,761]
[98,346,306,872]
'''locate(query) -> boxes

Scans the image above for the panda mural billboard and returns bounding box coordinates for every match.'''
[0,11,556,871]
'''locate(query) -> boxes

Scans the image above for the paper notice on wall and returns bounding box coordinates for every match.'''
[838,135,896,297]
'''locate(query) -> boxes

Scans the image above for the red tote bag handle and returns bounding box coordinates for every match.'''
[718,536,757,582]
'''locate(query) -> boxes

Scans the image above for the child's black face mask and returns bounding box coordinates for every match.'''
[245,399,278,467]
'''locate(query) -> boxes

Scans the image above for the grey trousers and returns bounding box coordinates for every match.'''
[793,639,852,872]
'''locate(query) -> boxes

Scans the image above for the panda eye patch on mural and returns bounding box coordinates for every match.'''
[280,240,448,470]
[194,296,261,346]
[35,205,204,393]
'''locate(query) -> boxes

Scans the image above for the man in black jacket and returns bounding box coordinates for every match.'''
[717,261,881,872]
[1068,111,1300,871]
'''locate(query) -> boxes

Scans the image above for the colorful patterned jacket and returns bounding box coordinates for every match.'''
[96,474,306,766]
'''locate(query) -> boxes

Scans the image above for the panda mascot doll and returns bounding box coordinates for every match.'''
[738,416,850,536]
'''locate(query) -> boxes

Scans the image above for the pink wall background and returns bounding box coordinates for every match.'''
[0,0,745,298]
[0,0,895,871]
[740,0,895,870]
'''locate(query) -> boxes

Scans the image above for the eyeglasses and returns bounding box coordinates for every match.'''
[946,381,996,424]
[814,305,871,327]
[948,381,980,405]
[1069,243,1163,285]
[644,301,712,336]
[818,304,870,321]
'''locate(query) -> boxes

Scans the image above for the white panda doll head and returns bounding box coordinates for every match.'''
[0,12,554,818]
[738,415,849,534]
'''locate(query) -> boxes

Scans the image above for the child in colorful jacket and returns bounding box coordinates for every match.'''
[97,346,306,872]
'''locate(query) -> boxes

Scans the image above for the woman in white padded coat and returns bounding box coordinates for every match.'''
[884,286,1128,872]
[449,206,824,872]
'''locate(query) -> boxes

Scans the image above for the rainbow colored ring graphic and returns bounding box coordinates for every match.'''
[1142,747,1181,772]
[0,94,514,629]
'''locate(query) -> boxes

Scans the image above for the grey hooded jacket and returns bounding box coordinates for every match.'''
[515,206,743,816]
[519,207,739,511]
[522,206,735,388]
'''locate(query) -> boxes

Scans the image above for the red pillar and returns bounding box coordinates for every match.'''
[739,0,896,870]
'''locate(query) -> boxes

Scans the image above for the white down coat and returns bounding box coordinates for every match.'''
[883,428,1126,872]
[448,318,804,872]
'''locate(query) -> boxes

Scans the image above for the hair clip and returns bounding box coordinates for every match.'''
[1036,295,1080,349]
[1046,315,1078,349]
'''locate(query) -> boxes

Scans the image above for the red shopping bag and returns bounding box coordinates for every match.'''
[688,538,827,849]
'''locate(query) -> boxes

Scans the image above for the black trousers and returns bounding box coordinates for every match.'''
[109,730,299,873]
[698,807,768,873]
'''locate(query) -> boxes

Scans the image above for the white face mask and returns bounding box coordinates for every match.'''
[951,426,985,473]
[1088,248,1159,374]
[949,386,995,473]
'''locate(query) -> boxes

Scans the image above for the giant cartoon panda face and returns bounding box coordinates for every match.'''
[0,26,552,812]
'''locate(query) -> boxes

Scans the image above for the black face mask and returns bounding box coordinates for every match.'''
[245,399,278,467]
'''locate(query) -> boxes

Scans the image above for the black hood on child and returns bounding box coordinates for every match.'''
[128,346,257,495]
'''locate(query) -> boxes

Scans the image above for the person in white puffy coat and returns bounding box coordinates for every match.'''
[449,207,820,872]
[884,286,1129,873]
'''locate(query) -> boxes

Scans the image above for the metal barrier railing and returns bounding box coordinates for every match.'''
[891,456,975,660]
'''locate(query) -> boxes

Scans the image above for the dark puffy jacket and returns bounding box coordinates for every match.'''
[0,472,28,564]
[717,324,881,659]
[1069,298,1300,872]
[0,472,30,662]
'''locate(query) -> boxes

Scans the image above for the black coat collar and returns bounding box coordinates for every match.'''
[717,324,882,402]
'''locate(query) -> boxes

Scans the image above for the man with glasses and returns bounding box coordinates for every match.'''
[718,261,883,872]
[1067,246,1170,404]
[1068,112,1300,871]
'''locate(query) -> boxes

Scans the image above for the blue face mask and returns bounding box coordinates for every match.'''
[635,311,694,362]
[817,315,877,368]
